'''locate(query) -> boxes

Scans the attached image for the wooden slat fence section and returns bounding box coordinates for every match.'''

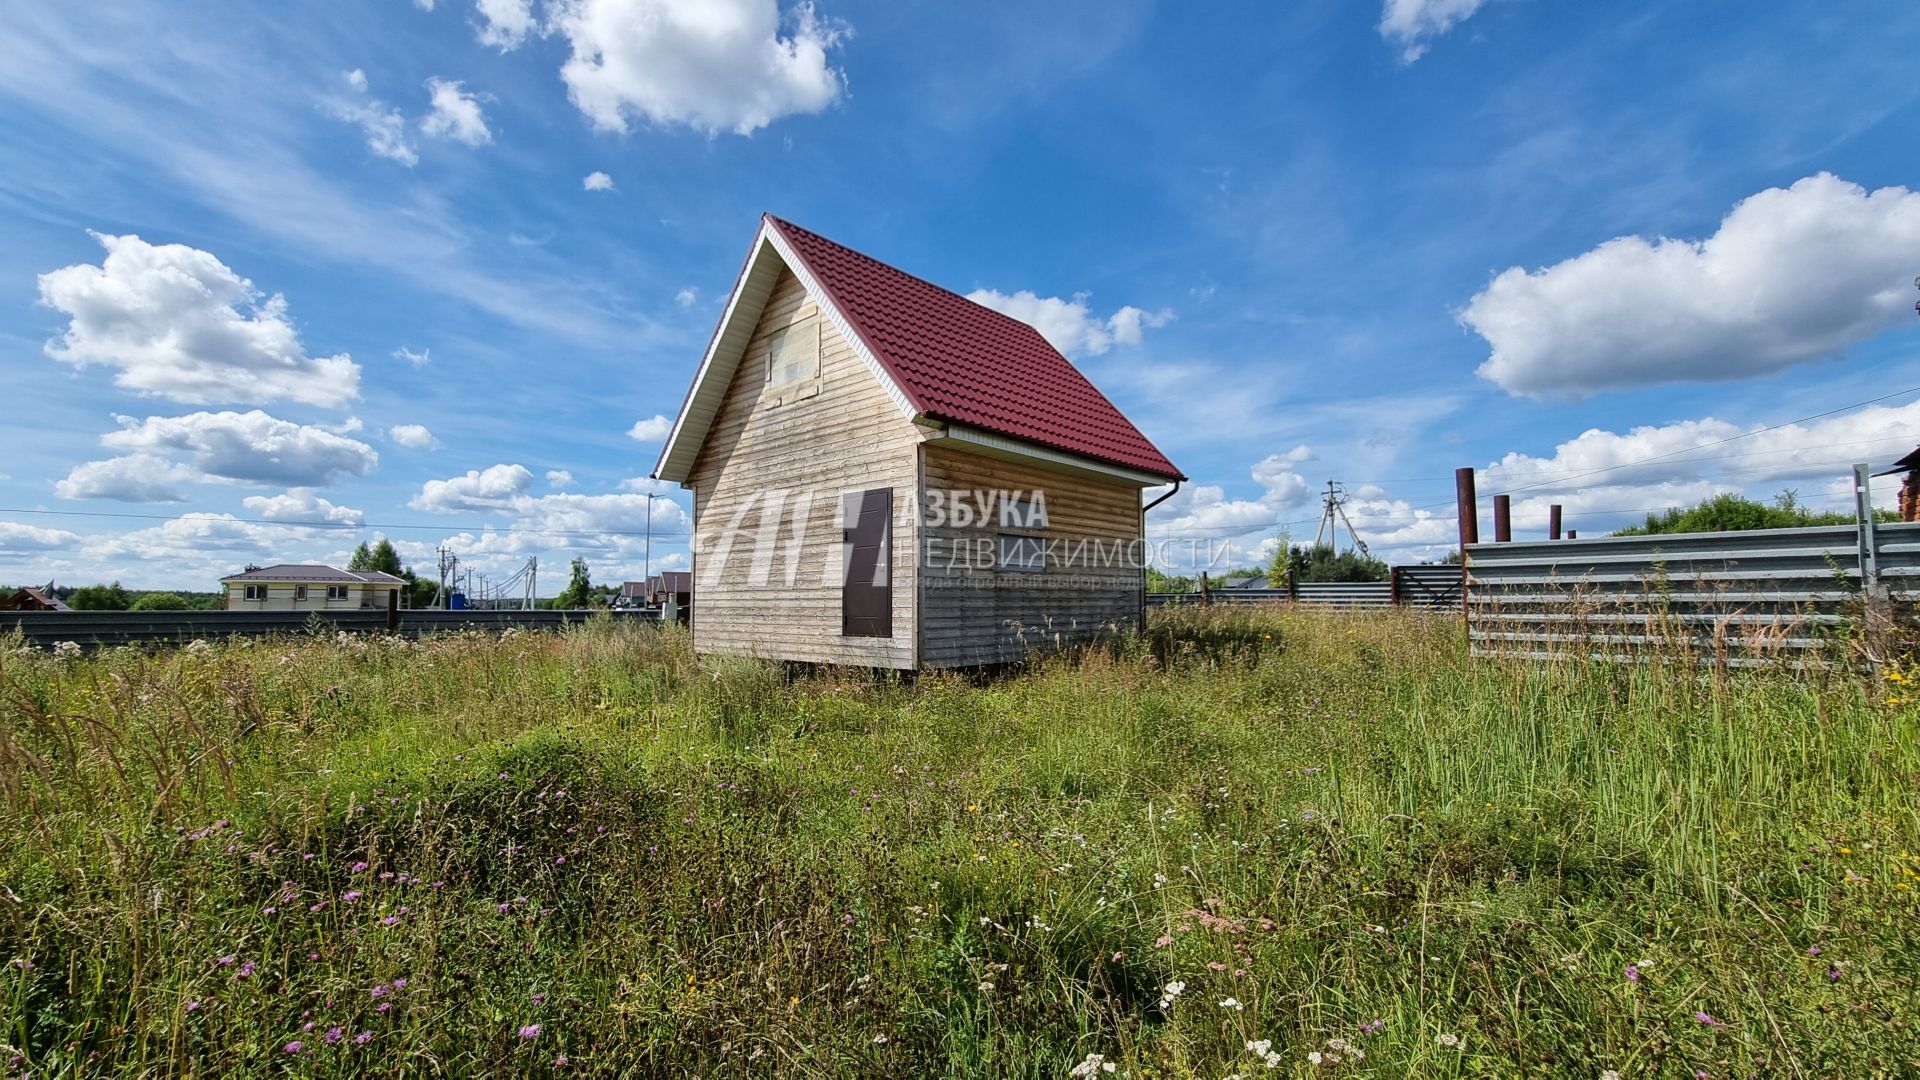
[0,608,659,651]
[1464,522,1920,665]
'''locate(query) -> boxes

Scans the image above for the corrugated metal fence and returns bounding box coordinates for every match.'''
[0,607,660,651]
[1147,565,1463,611]
[1464,522,1918,665]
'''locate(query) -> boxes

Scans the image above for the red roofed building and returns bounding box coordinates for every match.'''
[654,216,1183,669]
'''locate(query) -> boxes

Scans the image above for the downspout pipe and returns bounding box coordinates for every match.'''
[1142,479,1182,513]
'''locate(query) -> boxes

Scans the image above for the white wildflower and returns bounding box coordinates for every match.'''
[53,640,81,659]
[1157,980,1185,1009]
[1307,1051,1323,1065]
[1600,1071,1622,1080]
[1068,1052,1112,1077]
[1218,996,1244,1011]
[1436,1033,1461,1048]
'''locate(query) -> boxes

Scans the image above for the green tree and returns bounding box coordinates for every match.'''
[68,582,133,610]
[1266,544,1290,588]
[1146,567,1195,593]
[1284,544,1390,584]
[348,540,403,575]
[554,557,594,609]
[1612,490,1894,536]
[129,592,190,610]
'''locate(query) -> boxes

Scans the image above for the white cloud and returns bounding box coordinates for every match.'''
[547,469,574,488]
[1481,400,1920,495]
[627,414,673,441]
[89,410,380,489]
[421,77,492,144]
[674,286,698,308]
[1106,304,1176,346]
[410,463,536,512]
[549,0,849,136]
[242,490,366,525]
[329,416,365,435]
[344,68,369,93]
[389,424,438,449]
[38,233,362,407]
[1146,445,1315,541]
[54,454,196,502]
[85,512,307,561]
[964,289,1172,358]
[415,0,437,9]
[326,91,418,165]
[474,0,537,49]
[400,464,692,587]
[583,170,615,191]
[618,475,674,494]
[1379,0,1490,62]
[1466,174,1920,398]
[0,522,82,552]
[394,345,431,366]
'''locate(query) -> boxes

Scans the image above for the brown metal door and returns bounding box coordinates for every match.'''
[842,488,891,637]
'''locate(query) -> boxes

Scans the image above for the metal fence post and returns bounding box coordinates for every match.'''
[1493,495,1512,543]
[1855,463,1892,673]
[1455,467,1477,636]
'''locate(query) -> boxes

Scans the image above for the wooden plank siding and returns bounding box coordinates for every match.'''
[917,441,1145,668]
[684,268,922,668]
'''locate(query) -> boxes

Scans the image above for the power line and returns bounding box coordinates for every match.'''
[1147,454,1900,538]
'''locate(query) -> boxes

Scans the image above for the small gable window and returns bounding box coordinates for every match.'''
[243,584,265,601]
[765,317,822,405]
[294,585,308,601]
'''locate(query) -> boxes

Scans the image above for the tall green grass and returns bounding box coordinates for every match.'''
[1,611,1914,1076]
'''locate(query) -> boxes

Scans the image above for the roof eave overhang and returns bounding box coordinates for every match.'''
[652,217,921,484]
[924,422,1179,487]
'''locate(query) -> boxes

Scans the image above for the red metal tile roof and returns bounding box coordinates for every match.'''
[767,216,1184,481]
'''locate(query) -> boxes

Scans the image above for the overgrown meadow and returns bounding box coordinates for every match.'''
[2,610,1916,1077]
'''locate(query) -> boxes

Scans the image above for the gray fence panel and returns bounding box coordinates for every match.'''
[1294,582,1393,608]
[1146,589,1288,607]
[0,607,659,650]
[1395,565,1465,611]
[1463,522,1915,663]
[1144,566,1461,610]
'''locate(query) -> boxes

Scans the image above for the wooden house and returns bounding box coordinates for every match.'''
[652,216,1184,669]
[0,586,70,612]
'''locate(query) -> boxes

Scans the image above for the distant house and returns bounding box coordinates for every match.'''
[0,586,70,611]
[653,215,1184,669]
[647,572,692,608]
[615,574,691,609]
[222,565,403,610]
[1220,575,1270,590]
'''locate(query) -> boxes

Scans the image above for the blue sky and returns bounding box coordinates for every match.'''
[3,0,1919,592]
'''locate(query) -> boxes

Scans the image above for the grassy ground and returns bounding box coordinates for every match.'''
[1,610,1916,1077]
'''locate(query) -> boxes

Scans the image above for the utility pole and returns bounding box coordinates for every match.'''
[1312,480,1371,557]
[642,493,671,581]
